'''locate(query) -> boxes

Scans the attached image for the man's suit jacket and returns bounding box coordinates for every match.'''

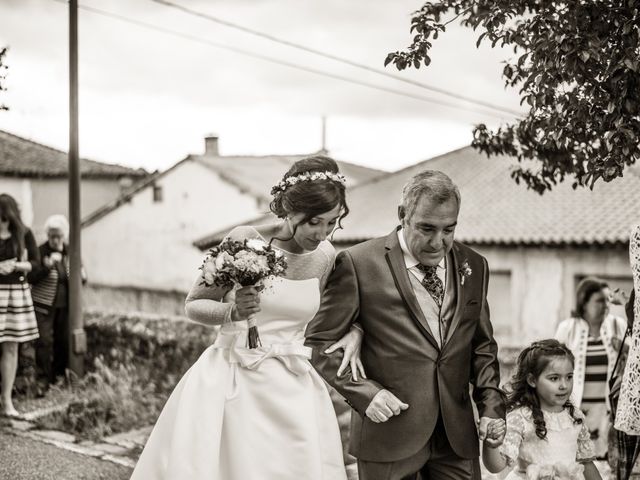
[305,228,505,462]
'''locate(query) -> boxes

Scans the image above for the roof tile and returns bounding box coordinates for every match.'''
[332,146,640,245]
[0,130,148,179]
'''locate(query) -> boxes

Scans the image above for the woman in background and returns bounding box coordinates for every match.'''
[0,193,39,417]
[29,214,86,393]
[555,276,628,458]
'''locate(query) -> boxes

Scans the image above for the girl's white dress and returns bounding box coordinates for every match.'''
[499,406,596,480]
[130,229,347,480]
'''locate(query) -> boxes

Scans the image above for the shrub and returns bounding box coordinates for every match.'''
[83,310,216,396]
[36,310,216,440]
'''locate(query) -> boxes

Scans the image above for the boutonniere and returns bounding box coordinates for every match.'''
[458,260,472,286]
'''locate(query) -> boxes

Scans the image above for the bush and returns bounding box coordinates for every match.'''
[36,310,216,440]
[83,310,216,395]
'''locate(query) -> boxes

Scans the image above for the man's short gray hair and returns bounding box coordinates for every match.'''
[44,214,69,238]
[399,170,461,220]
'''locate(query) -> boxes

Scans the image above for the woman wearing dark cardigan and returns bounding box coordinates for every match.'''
[0,194,40,417]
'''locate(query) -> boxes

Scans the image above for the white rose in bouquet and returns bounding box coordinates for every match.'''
[246,238,267,251]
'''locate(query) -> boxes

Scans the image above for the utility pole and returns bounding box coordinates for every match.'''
[320,116,327,154]
[68,0,86,377]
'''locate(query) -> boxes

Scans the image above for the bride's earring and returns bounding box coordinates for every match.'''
[285,217,294,235]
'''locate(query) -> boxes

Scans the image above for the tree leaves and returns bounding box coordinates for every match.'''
[0,47,8,111]
[386,0,640,193]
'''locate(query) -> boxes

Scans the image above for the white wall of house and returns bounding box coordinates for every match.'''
[82,160,264,293]
[0,176,129,240]
[0,177,34,227]
[30,178,125,240]
[475,245,632,347]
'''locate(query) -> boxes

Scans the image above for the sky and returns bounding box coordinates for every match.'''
[0,0,524,173]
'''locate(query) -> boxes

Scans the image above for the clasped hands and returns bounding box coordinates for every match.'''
[479,417,506,447]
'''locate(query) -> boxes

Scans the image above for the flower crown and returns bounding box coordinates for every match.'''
[270,170,346,195]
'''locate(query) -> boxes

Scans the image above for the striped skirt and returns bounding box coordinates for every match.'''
[0,283,39,343]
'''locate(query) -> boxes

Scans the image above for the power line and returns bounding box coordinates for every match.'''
[151,0,522,117]
[51,0,511,119]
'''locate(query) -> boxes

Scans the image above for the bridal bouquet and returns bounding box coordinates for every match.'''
[200,237,287,348]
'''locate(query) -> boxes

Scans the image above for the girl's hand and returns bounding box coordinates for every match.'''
[484,418,506,447]
[324,325,366,381]
[232,286,261,321]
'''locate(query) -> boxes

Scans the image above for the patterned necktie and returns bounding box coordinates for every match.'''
[416,264,444,308]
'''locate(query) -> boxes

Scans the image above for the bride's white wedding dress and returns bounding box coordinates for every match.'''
[131,227,347,479]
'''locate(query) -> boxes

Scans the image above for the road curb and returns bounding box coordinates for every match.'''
[1,419,136,469]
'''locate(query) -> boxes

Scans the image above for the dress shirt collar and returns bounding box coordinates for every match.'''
[397,228,446,271]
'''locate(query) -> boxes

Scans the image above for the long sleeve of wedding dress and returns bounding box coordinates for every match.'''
[614,224,640,435]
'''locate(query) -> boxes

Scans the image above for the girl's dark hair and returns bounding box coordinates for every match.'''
[269,155,349,236]
[572,276,608,318]
[0,193,26,258]
[505,339,582,440]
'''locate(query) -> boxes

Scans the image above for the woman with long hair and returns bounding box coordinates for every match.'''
[0,193,39,417]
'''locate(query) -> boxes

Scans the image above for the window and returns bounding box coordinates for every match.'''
[152,185,163,203]
[486,271,513,337]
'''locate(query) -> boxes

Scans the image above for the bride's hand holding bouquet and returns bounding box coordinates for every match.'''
[200,237,287,348]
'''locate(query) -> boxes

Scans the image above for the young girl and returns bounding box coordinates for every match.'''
[483,339,602,480]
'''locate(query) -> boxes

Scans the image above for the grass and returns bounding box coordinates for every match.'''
[34,357,166,442]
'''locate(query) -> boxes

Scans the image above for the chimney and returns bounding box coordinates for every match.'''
[204,134,219,156]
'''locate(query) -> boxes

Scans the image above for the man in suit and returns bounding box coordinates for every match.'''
[305,170,506,480]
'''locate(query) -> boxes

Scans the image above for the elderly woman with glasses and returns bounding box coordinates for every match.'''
[29,214,86,393]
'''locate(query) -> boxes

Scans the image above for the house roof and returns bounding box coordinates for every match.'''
[195,146,640,249]
[82,151,383,228]
[0,129,149,179]
[332,146,640,246]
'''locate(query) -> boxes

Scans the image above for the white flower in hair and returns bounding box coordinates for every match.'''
[270,170,347,195]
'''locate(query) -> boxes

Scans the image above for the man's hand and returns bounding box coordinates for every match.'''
[365,389,409,423]
[478,416,505,446]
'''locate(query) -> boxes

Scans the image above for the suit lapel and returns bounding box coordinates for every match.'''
[444,243,465,345]
[384,230,440,350]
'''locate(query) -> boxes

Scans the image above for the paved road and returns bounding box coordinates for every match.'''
[0,430,132,480]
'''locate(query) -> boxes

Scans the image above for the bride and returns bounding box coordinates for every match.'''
[131,155,364,479]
